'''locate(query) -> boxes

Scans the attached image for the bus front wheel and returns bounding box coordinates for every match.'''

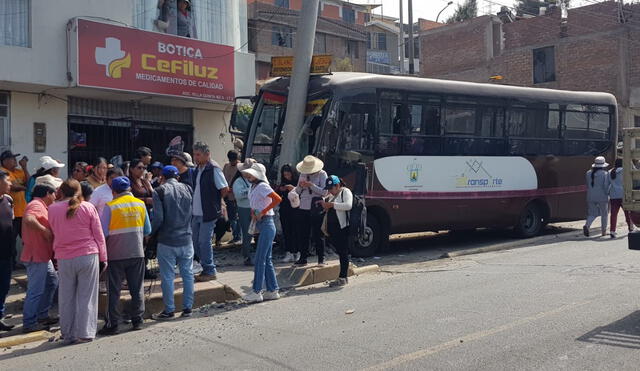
[350,213,386,257]
[515,202,545,238]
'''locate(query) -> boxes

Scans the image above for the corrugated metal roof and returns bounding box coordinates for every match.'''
[68,97,192,125]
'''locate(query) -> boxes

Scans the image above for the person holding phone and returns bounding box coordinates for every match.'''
[48,179,107,345]
[293,156,328,266]
[0,151,29,267]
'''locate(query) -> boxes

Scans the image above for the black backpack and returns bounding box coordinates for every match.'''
[343,190,367,240]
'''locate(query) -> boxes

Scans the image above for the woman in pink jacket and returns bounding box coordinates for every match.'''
[48,179,107,345]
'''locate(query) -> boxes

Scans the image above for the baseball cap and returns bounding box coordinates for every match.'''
[324,175,341,190]
[0,150,20,161]
[150,161,163,169]
[111,176,131,193]
[162,165,179,178]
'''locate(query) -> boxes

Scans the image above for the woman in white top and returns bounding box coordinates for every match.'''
[320,176,353,287]
[584,156,611,237]
[240,163,282,304]
[608,158,633,238]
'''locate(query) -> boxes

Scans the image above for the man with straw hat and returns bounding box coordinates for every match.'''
[583,156,610,237]
[293,155,328,266]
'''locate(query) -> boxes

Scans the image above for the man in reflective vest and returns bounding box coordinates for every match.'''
[98,176,151,336]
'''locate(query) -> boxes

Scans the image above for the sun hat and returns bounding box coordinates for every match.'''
[592,156,609,168]
[171,152,195,168]
[324,175,341,190]
[162,165,179,178]
[35,174,62,189]
[240,163,267,183]
[39,156,65,171]
[237,158,257,171]
[111,176,131,193]
[296,155,324,175]
[0,150,20,161]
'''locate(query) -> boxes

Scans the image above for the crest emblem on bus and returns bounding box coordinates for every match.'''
[407,161,422,183]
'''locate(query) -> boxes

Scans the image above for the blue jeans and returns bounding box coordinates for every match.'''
[252,217,279,293]
[0,259,11,318]
[227,200,240,241]
[23,261,58,327]
[191,216,217,275]
[237,207,252,259]
[157,243,194,313]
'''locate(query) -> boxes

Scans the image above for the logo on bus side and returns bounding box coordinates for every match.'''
[407,161,422,183]
[455,159,503,188]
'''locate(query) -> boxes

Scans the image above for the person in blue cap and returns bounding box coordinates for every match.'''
[319,175,353,287]
[151,166,195,320]
[149,161,164,188]
[98,176,151,335]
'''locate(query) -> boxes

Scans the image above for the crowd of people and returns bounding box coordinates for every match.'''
[0,141,355,343]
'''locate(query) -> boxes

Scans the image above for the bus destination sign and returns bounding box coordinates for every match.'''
[271,55,332,77]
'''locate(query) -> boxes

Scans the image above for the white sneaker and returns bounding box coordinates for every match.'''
[243,291,263,303]
[282,252,295,263]
[294,252,300,261]
[263,291,280,301]
[192,261,203,275]
[611,232,618,238]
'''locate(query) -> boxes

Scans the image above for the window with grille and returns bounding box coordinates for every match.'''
[533,46,556,84]
[272,26,293,48]
[0,0,30,47]
[0,93,10,150]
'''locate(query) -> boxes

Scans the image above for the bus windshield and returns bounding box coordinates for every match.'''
[245,91,331,177]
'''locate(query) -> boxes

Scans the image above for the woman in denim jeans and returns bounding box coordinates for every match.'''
[240,163,282,304]
[233,159,257,266]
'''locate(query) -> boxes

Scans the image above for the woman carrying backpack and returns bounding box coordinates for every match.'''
[320,175,353,287]
[609,158,634,238]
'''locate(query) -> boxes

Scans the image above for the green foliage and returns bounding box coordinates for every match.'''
[446,0,478,24]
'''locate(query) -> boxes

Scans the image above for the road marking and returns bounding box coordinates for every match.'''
[364,301,590,371]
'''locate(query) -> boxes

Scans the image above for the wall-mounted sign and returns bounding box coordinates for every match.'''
[33,122,46,153]
[271,55,332,77]
[75,19,235,102]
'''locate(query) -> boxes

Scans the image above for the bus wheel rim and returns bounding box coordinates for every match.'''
[358,227,374,248]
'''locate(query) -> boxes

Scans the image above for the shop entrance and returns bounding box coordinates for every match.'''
[68,97,193,166]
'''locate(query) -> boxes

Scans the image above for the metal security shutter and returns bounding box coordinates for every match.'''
[68,97,192,125]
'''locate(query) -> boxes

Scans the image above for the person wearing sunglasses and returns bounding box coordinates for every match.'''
[71,162,88,182]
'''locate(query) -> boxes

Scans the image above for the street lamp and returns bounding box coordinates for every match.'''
[436,1,454,23]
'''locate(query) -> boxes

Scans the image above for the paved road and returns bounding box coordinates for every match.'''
[2,232,639,370]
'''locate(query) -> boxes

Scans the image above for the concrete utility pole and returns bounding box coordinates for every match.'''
[278,0,320,169]
[407,0,415,74]
[399,0,405,74]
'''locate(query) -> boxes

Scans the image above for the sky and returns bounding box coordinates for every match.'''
[363,0,597,23]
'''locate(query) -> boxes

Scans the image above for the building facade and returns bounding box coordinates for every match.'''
[248,0,368,80]
[419,1,640,129]
[0,0,254,174]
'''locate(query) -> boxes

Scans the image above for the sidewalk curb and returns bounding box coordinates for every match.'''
[440,226,612,259]
[0,330,53,348]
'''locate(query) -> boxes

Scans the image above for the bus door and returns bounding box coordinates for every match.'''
[320,101,376,190]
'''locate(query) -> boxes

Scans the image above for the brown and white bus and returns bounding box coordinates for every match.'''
[233,73,617,256]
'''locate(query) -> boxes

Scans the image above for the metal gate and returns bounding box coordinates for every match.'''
[68,98,193,166]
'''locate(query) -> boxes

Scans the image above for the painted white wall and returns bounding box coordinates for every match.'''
[0,0,133,87]
[10,92,68,178]
[193,108,233,165]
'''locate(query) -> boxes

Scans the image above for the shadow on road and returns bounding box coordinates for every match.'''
[577,310,640,349]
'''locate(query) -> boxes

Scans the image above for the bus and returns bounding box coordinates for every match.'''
[232,72,617,257]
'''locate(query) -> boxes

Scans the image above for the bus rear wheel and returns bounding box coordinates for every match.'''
[350,213,386,258]
[515,202,545,238]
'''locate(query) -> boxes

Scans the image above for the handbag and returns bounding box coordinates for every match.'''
[249,219,258,235]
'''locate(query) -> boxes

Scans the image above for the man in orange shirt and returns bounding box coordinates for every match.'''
[0,150,29,267]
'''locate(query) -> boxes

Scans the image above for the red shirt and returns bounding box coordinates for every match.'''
[20,198,53,263]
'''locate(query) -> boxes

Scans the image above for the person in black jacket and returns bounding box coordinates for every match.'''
[277,164,299,263]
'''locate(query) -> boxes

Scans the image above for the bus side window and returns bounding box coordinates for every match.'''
[338,103,376,154]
